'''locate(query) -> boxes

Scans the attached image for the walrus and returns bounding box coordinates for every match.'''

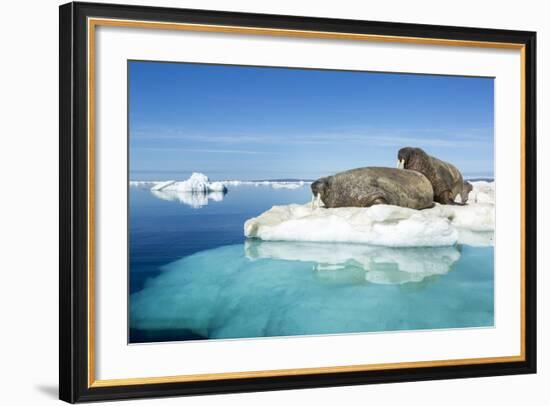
[310,167,434,209]
[397,147,467,205]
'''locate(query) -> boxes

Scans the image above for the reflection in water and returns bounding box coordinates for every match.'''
[151,190,226,208]
[245,240,461,285]
[130,241,492,342]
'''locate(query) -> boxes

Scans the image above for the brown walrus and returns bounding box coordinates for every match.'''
[397,147,468,205]
[311,167,434,209]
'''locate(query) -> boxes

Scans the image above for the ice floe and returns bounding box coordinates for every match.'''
[219,179,308,189]
[129,180,160,187]
[244,181,494,247]
[466,181,495,204]
[270,182,304,189]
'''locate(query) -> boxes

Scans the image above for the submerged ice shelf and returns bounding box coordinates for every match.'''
[244,181,495,247]
[129,242,493,340]
[245,240,461,284]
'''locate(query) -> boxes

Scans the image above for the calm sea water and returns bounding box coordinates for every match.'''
[129,184,494,343]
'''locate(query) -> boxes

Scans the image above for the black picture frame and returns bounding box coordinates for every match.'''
[59,1,537,403]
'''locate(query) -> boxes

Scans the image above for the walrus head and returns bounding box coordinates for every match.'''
[311,177,329,208]
[311,177,328,199]
[397,147,429,170]
[397,147,441,195]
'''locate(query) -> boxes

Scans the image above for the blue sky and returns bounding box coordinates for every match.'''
[129,61,494,180]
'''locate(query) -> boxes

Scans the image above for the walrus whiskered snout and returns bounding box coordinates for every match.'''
[397,147,416,169]
[398,147,427,170]
[311,178,327,197]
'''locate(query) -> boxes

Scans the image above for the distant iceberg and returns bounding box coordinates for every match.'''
[150,173,227,193]
[244,181,495,247]
[133,173,226,208]
[129,180,161,187]
[221,179,308,189]
[271,182,304,189]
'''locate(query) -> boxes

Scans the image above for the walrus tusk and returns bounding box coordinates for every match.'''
[312,193,321,209]
[311,194,319,210]
[454,194,463,204]
[397,159,405,169]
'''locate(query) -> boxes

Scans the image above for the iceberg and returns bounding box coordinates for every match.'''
[144,173,228,208]
[151,173,227,193]
[244,181,495,247]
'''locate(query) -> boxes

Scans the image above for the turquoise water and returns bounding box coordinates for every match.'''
[129,185,494,343]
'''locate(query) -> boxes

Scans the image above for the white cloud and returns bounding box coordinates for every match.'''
[133,147,271,155]
[132,128,492,149]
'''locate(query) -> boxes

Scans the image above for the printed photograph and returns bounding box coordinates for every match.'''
[128,61,495,343]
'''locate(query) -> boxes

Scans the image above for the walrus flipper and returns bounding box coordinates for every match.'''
[438,190,465,206]
[420,202,436,210]
[370,197,388,206]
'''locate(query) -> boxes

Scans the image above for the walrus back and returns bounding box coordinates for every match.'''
[321,167,433,209]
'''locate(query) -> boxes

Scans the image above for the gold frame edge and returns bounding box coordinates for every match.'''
[86,17,527,388]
